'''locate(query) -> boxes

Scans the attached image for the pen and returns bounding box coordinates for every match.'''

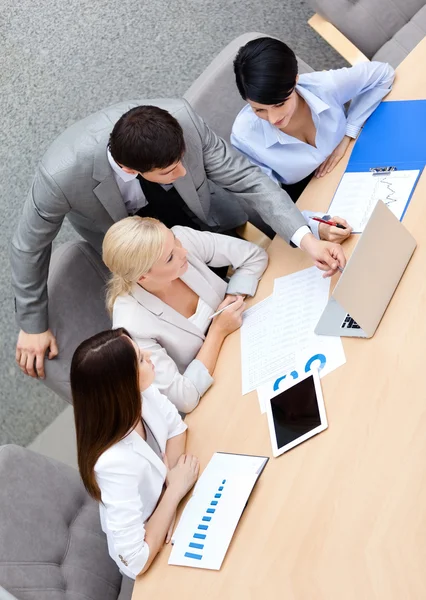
[311,217,346,230]
[208,299,239,320]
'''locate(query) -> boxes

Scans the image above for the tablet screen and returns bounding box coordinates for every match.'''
[271,374,322,450]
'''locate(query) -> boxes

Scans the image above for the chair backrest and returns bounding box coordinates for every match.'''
[184,32,313,141]
[44,241,111,403]
[0,445,124,600]
[310,0,425,59]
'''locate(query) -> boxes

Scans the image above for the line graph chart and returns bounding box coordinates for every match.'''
[328,170,420,233]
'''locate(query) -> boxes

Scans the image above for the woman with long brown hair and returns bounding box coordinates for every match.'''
[71,327,199,579]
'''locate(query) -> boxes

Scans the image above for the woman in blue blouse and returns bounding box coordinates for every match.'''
[231,37,395,200]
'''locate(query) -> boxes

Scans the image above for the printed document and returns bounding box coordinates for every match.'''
[327,170,420,233]
[240,267,346,398]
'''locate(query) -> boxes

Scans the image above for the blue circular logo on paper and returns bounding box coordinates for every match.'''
[304,353,326,372]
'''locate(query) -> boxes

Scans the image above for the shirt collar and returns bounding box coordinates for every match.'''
[262,84,330,149]
[107,148,138,182]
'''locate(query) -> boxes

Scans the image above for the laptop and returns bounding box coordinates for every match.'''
[315,200,416,338]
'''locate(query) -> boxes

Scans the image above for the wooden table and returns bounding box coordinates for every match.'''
[133,39,426,600]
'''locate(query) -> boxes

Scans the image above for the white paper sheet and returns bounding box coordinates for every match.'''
[169,453,267,570]
[239,267,345,404]
[256,336,346,413]
[240,296,296,395]
[327,170,420,233]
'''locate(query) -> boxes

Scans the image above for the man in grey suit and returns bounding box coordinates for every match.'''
[11,98,345,379]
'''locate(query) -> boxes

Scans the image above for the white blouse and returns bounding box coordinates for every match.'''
[95,385,187,579]
[188,297,215,334]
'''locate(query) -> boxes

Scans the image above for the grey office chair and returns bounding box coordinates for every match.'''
[0,444,133,600]
[309,0,426,67]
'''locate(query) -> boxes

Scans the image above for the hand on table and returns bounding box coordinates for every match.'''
[166,454,200,501]
[318,216,352,243]
[315,136,351,178]
[16,329,58,379]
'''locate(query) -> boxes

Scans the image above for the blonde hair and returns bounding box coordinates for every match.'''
[102,217,166,314]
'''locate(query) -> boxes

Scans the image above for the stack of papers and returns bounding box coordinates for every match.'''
[240,267,346,411]
[169,453,268,570]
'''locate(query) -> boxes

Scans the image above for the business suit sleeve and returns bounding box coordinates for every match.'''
[10,163,71,333]
[95,456,150,578]
[182,100,307,243]
[135,337,213,414]
[174,226,268,297]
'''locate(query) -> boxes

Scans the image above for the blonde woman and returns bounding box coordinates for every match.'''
[103,217,268,413]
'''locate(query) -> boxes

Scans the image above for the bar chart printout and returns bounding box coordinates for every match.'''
[169,453,268,570]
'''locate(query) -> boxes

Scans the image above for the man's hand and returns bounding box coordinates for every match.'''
[318,216,352,244]
[315,136,351,178]
[300,233,346,278]
[16,329,59,379]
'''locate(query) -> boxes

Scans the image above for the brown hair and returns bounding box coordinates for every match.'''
[71,328,141,501]
[108,105,185,173]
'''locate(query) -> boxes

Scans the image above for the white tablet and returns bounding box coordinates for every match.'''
[265,368,328,458]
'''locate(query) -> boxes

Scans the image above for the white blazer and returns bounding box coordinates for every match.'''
[94,385,187,579]
[112,226,268,413]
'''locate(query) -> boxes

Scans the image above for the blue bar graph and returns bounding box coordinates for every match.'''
[189,542,204,549]
[218,486,224,491]
[206,508,215,514]
[202,516,212,522]
[198,524,208,530]
[193,533,206,539]
[211,500,218,506]
[184,552,203,560]
[214,493,221,498]
[222,479,226,484]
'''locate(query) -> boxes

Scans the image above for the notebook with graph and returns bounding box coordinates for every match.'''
[327,100,426,233]
[169,452,268,570]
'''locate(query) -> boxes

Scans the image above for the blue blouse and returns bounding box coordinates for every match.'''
[231,62,395,185]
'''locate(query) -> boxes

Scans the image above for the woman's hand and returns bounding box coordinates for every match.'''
[318,216,352,244]
[166,454,200,500]
[210,295,245,337]
[315,136,351,178]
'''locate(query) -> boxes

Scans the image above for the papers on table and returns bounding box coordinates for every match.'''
[240,267,346,407]
[327,170,420,233]
[169,453,268,570]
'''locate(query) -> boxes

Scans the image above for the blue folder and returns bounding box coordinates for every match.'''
[328,100,426,225]
[346,99,426,173]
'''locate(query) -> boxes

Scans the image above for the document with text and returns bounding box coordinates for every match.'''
[240,267,346,398]
[327,170,420,233]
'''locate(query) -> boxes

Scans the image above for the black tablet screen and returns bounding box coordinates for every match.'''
[271,375,322,449]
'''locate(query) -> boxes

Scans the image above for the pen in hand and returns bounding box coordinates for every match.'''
[208,299,239,320]
[311,216,347,230]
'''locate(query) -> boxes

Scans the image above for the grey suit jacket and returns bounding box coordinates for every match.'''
[11,98,306,333]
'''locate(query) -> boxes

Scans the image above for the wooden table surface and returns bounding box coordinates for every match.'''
[133,38,426,600]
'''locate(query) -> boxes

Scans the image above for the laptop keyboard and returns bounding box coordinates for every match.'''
[341,314,361,329]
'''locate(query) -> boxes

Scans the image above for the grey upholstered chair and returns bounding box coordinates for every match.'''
[41,33,313,404]
[0,444,133,600]
[184,31,313,141]
[44,241,111,403]
[309,0,426,67]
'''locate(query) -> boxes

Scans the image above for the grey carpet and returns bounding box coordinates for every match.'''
[0,0,345,446]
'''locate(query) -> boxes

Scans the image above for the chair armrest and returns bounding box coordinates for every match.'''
[308,13,370,65]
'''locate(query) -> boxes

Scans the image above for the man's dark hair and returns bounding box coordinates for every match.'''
[109,105,186,172]
[234,37,298,105]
